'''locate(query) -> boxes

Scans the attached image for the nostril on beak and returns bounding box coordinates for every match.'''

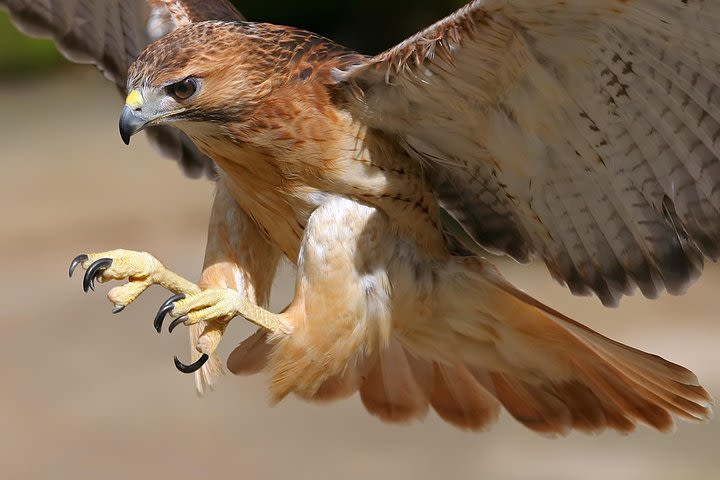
[119,105,147,145]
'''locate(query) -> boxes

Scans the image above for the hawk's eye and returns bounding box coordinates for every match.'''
[169,78,197,100]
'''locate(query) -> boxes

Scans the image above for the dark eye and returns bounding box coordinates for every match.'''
[169,78,197,100]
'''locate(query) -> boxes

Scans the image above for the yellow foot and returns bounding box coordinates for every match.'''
[153,288,291,372]
[69,249,287,376]
[69,249,206,373]
[69,249,200,313]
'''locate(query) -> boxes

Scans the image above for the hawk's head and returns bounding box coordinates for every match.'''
[119,20,361,145]
[119,21,279,144]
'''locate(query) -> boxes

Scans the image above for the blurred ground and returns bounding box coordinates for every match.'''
[0,70,718,480]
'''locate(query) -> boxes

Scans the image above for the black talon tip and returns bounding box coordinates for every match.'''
[153,303,175,333]
[112,304,125,314]
[82,258,113,292]
[154,293,185,333]
[174,354,209,374]
[168,315,188,334]
[69,254,88,278]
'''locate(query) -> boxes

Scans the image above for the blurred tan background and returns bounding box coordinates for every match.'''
[0,3,719,480]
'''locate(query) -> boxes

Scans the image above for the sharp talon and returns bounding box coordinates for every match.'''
[174,354,209,374]
[154,293,185,333]
[82,258,112,292]
[168,315,188,334]
[69,254,88,278]
[112,304,125,314]
[159,293,186,312]
[153,304,175,333]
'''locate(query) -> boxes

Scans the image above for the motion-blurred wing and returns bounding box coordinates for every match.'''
[336,0,720,305]
[0,0,245,178]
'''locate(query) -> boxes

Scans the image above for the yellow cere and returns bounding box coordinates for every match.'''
[125,90,143,109]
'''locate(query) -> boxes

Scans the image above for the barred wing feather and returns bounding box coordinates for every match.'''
[337,0,720,305]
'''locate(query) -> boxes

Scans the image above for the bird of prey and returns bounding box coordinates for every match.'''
[2,0,718,435]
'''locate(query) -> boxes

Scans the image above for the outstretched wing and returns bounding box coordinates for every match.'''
[0,0,244,178]
[336,0,720,306]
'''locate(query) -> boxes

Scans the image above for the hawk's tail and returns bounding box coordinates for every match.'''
[468,264,714,433]
[227,259,713,434]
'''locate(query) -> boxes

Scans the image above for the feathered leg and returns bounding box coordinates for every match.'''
[188,179,281,393]
[264,198,393,401]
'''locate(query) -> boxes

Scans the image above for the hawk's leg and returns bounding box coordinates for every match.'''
[164,178,284,389]
[69,179,284,387]
[69,249,214,372]
[156,287,291,347]
[69,247,288,372]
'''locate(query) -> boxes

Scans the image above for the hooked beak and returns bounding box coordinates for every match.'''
[119,89,149,145]
[119,105,148,145]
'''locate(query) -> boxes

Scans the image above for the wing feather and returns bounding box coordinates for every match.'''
[0,0,245,178]
[336,0,720,305]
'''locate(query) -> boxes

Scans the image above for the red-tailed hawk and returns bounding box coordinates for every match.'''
[2,0,717,434]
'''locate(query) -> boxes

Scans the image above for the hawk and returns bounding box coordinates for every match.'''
[2,0,718,434]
